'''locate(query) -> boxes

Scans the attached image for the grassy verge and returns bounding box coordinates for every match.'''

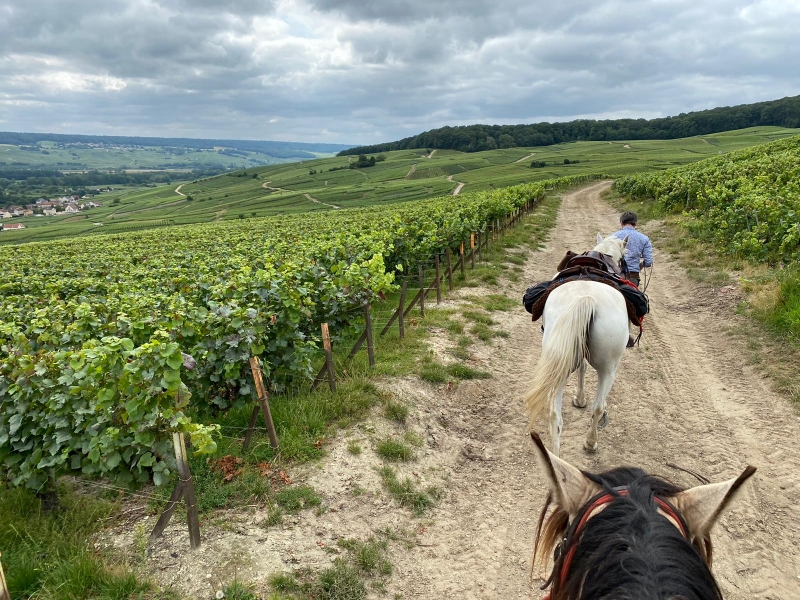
[268,536,394,600]
[0,485,169,600]
[606,188,800,403]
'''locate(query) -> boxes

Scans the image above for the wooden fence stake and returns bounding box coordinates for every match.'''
[151,428,201,549]
[399,280,407,339]
[0,551,8,600]
[364,303,375,366]
[446,249,453,291]
[243,357,279,450]
[435,255,442,304]
[418,265,425,317]
[470,233,475,270]
[460,242,466,277]
[243,404,260,450]
[321,323,336,392]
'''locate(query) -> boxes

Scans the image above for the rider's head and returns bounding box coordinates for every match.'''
[620,211,638,227]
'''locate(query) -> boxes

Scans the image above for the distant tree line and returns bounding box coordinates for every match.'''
[338,95,800,156]
[0,167,225,207]
[325,154,386,172]
[0,132,352,160]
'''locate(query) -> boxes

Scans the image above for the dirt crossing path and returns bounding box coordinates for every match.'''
[135,182,800,599]
[447,174,465,196]
[304,193,340,209]
[515,152,536,163]
[174,183,185,196]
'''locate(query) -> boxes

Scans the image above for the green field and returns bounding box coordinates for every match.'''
[0,142,304,171]
[0,141,340,173]
[1,126,795,245]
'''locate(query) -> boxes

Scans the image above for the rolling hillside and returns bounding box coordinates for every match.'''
[1,126,795,245]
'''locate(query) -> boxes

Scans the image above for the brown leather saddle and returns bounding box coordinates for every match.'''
[523,250,648,328]
[556,250,623,277]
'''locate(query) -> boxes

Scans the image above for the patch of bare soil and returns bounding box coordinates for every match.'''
[107,182,800,599]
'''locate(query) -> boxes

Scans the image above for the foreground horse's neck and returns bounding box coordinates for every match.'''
[536,470,723,600]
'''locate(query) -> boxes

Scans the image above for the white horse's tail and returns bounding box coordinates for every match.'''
[525,295,595,429]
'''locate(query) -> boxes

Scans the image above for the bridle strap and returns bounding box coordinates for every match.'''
[542,489,687,600]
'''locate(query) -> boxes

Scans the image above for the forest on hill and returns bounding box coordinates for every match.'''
[339,95,800,155]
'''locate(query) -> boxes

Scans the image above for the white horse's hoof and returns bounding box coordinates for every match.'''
[598,411,609,430]
[584,440,598,453]
[572,397,587,409]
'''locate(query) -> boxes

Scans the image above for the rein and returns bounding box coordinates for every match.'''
[541,488,687,600]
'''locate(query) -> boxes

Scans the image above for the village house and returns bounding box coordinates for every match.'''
[64,204,80,213]
[2,223,25,231]
[1,211,12,219]
[44,208,57,216]
[22,210,34,217]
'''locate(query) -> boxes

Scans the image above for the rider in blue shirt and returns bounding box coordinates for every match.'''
[612,211,653,288]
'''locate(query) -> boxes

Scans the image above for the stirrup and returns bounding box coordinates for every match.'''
[626,335,635,348]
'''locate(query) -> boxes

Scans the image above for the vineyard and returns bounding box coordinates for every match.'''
[0,174,602,492]
[614,134,800,264]
[3,126,793,246]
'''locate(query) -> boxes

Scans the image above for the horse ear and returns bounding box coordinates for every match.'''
[530,432,601,517]
[669,466,756,538]
[596,233,604,245]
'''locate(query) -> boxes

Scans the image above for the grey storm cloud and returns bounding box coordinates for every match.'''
[0,0,798,143]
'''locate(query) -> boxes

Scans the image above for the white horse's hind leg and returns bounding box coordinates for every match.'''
[572,359,587,408]
[550,386,565,457]
[584,367,617,453]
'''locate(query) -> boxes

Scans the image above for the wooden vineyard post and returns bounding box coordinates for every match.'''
[321,323,336,392]
[485,227,490,258]
[460,242,466,277]
[242,357,279,451]
[398,280,407,339]
[446,249,453,291]
[470,233,475,270]
[435,254,442,304]
[0,551,8,600]
[150,427,201,549]
[418,265,425,317]
[346,304,375,366]
[364,303,375,366]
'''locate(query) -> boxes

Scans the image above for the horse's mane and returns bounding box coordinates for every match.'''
[534,467,722,600]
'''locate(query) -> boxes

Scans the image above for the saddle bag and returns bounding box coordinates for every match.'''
[523,252,649,326]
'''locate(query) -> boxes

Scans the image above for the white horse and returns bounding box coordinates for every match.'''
[525,233,629,456]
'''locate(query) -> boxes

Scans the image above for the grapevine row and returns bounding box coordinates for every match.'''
[0,173,604,488]
[614,135,800,263]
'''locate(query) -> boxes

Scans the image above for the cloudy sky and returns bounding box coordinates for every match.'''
[1,0,798,144]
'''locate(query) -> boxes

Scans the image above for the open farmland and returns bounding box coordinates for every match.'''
[1,126,795,245]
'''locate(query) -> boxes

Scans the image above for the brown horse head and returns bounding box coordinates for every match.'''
[530,432,755,600]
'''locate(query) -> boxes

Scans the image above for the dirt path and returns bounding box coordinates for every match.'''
[127,182,800,599]
[447,174,465,196]
[428,149,437,159]
[515,152,536,163]
[304,192,340,209]
[174,183,185,196]
[262,181,290,192]
[406,163,417,179]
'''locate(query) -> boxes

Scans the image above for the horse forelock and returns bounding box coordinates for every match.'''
[535,468,722,600]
